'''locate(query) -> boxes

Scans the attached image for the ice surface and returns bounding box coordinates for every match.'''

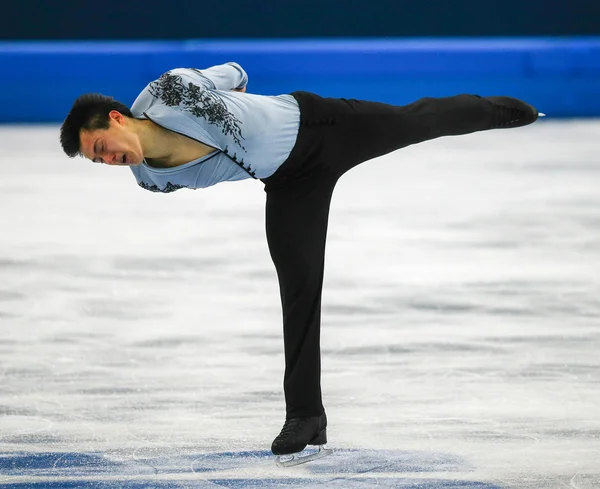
[0,120,599,488]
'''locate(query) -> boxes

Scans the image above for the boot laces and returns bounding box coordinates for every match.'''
[501,105,520,124]
[279,418,309,437]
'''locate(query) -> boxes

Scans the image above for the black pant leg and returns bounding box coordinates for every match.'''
[296,93,495,178]
[264,170,337,419]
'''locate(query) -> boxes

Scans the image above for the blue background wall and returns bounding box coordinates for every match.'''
[1,1,599,122]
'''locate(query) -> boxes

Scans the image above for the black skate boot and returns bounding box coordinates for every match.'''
[271,412,331,467]
[483,96,540,129]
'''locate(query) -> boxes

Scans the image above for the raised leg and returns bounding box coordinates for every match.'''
[329,94,498,176]
[289,92,536,179]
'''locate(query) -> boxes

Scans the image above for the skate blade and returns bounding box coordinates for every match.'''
[275,445,332,468]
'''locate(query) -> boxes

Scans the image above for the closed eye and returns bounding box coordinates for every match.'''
[92,142,105,163]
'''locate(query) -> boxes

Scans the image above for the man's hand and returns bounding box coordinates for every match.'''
[232,86,247,93]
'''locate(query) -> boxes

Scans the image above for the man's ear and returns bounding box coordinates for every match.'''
[108,110,125,124]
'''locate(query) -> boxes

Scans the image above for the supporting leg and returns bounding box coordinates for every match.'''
[264,172,338,419]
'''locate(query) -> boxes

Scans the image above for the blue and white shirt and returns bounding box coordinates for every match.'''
[129,62,300,192]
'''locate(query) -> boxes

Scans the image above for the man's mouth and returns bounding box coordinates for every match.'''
[122,154,127,164]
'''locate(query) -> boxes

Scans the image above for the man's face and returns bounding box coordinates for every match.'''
[79,111,144,166]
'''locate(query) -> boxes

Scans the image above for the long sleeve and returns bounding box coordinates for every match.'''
[183,62,248,91]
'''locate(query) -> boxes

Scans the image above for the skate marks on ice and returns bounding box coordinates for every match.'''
[0,448,501,488]
[1,123,600,489]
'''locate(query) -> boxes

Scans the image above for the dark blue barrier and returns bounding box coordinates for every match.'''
[1,38,599,122]
[3,0,600,39]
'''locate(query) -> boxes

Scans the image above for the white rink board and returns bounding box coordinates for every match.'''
[0,120,599,488]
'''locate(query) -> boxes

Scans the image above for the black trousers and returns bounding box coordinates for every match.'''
[261,91,496,419]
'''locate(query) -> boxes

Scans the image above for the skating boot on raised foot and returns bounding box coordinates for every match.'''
[483,96,542,129]
[271,412,332,467]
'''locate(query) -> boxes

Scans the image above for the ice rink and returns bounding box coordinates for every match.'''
[0,120,599,488]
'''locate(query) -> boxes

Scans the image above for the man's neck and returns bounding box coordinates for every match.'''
[133,119,177,162]
[132,118,217,168]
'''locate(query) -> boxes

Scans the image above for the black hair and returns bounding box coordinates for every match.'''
[59,93,133,157]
